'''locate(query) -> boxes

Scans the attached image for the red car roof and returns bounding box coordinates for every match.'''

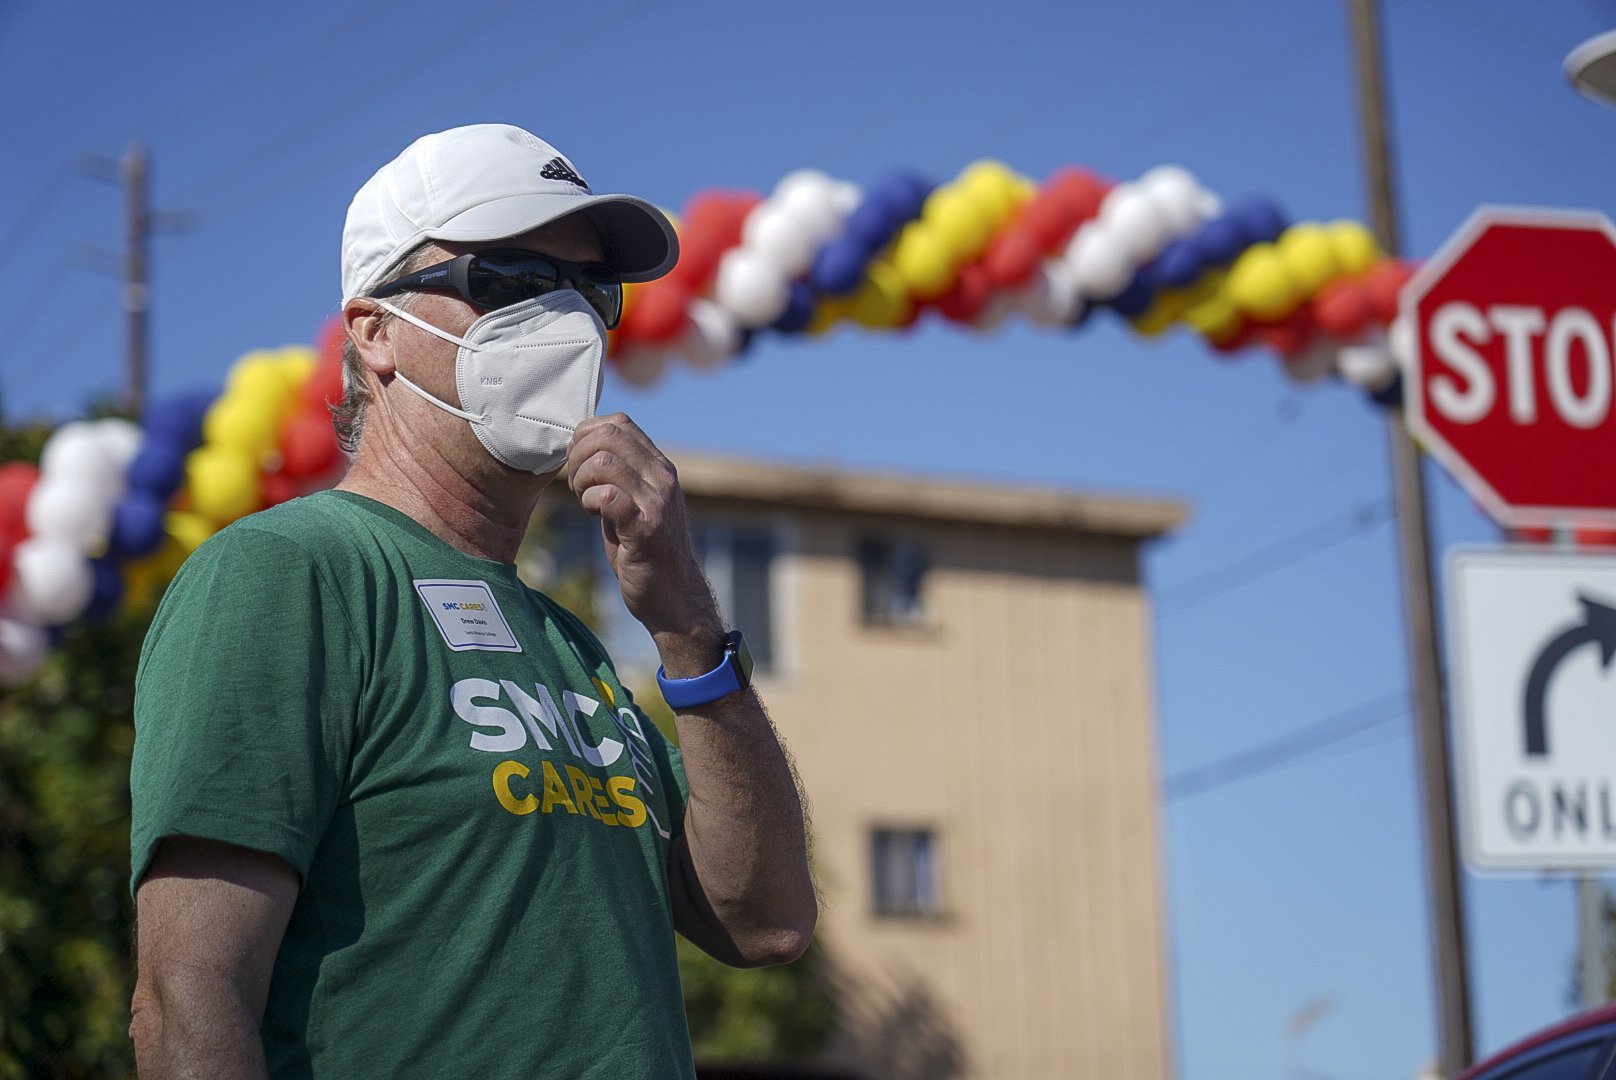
[1459,1003,1616,1080]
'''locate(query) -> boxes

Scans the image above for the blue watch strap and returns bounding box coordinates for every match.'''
[656,630,751,708]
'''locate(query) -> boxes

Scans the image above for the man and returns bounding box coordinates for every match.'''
[128,123,817,1079]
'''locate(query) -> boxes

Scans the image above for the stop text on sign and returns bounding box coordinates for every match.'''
[1402,206,1616,528]
[1427,303,1613,428]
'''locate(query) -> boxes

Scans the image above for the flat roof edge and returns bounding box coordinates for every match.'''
[666,450,1188,540]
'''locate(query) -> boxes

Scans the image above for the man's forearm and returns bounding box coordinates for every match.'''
[668,682,817,967]
[132,975,269,1080]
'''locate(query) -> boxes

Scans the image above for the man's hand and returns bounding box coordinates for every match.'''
[566,414,723,661]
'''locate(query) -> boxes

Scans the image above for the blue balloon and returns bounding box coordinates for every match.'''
[126,439,187,498]
[108,490,167,558]
[1370,370,1404,409]
[846,198,898,252]
[84,558,126,621]
[1153,239,1204,289]
[873,171,933,224]
[772,282,817,334]
[1108,272,1155,318]
[1195,216,1249,266]
[145,393,209,449]
[1233,199,1288,245]
[807,238,871,296]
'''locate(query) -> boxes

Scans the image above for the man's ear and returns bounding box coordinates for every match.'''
[342,299,396,377]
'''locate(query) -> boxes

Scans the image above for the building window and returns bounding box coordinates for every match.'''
[871,828,940,917]
[693,522,776,672]
[523,509,777,676]
[858,536,928,626]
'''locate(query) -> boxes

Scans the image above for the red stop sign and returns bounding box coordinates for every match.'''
[1403,207,1616,528]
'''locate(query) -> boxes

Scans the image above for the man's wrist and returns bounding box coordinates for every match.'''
[650,621,728,680]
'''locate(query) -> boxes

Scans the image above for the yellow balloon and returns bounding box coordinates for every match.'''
[164,511,215,555]
[960,160,1021,224]
[1184,291,1242,339]
[204,396,280,459]
[891,224,957,299]
[925,188,992,262]
[1328,221,1380,276]
[275,346,316,390]
[850,261,912,329]
[187,447,260,524]
[806,296,852,336]
[1131,294,1183,337]
[1225,244,1298,320]
[1276,223,1340,297]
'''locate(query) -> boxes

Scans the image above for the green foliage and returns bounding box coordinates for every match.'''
[1,608,148,1079]
[678,935,838,1064]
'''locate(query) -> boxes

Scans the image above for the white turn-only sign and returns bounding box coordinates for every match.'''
[1448,548,1616,872]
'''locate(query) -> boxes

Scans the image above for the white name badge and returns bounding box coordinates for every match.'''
[413,579,522,652]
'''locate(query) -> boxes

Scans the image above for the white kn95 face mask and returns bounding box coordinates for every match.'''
[376,289,606,475]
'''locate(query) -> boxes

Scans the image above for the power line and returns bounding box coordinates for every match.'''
[1155,495,1394,614]
[1163,690,1409,802]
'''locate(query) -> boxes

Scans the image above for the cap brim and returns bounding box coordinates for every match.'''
[430,191,679,283]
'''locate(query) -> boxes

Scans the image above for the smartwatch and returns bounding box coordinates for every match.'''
[656,630,754,708]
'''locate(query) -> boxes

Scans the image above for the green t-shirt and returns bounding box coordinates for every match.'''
[131,490,695,1079]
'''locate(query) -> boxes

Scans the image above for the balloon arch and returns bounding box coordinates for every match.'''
[0,158,1423,683]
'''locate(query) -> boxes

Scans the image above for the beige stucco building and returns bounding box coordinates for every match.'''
[542,451,1184,1080]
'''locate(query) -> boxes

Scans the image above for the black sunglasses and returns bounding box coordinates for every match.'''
[371,248,623,328]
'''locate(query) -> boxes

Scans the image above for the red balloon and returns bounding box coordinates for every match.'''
[664,231,726,290]
[260,471,299,508]
[1254,309,1317,359]
[1208,320,1256,356]
[1016,197,1073,252]
[935,263,992,324]
[620,280,693,344]
[1044,167,1109,233]
[1363,258,1417,323]
[304,316,349,412]
[279,411,342,480]
[1312,279,1375,337]
[982,227,1043,288]
[0,461,40,543]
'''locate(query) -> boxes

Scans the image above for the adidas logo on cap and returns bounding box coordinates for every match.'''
[540,157,589,191]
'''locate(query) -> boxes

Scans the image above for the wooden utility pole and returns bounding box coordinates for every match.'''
[1346,0,1475,1074]
[123,143,150,417]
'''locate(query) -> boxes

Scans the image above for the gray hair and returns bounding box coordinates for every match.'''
[330,243,446,452]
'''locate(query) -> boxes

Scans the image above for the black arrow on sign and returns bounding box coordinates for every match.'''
[1522,594,1616,756]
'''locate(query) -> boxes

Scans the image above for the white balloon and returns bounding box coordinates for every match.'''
[776,181,841,241]
[613,345,668,388]
[713,248,791,328]
[971,292,1017,333]
[771,168,837,205]
[93,417,143,474]
[25,477,114,550]
[742,203,819,277]
[40,423,116,489]
[1193,190,1225,221]
[1283,339,1337,384]
[830,180,863,217]
[8,537,94,627]
[1014,262,1082,326]
[0,617,48,687]
[1141,166,1205,236]
[678,300,744,369]
[1066,226,1135,301]
[1337,336,1400,392]
[1102,186,1171,263]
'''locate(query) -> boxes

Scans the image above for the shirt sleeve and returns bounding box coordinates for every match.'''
[129,523,362,892]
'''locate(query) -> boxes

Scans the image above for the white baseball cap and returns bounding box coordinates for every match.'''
[341,123,679,301]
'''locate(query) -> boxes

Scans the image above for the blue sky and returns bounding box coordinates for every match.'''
[5,1,1615,1076]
